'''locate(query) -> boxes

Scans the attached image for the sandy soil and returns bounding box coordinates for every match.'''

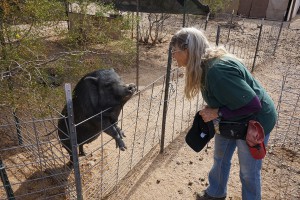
[111,17,300,200]
[1,14,299,200]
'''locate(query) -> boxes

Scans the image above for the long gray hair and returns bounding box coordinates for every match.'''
[171,27,228,99]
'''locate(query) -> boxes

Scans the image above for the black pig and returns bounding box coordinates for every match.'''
[58,69,136,163]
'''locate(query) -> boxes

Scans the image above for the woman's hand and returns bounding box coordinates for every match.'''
[199,107,219,122]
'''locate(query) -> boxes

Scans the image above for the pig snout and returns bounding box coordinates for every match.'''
[127,83,137,94]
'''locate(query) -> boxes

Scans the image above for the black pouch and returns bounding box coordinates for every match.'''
[219,121,248,140]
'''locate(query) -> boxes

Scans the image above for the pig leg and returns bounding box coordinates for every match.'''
[115,126,126,138]
[63,147,73,167]
[60,140,73,165]
[103,122,127,151]
[66,145,84,167]
[112,125,127,151]
[79,145,86,156]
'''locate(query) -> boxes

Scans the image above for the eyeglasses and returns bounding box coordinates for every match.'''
[171,49,183,54]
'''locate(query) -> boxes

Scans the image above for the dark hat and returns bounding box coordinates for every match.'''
[185,112,215,152]
[246,120,266,159]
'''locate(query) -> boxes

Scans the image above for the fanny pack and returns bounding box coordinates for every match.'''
[185,113,266,159]
[218,120,266,159]
[218,121,249,140]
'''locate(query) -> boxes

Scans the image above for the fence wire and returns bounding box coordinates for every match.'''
[0,67,203,200]
[1,15,299,200]
[0,106,76,200]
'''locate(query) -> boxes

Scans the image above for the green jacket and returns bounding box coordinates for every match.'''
[201,55,277,134]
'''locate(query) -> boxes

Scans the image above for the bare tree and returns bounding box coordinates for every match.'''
[139,13,170,45]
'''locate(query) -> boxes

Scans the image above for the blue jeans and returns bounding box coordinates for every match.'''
[206,133,270,200]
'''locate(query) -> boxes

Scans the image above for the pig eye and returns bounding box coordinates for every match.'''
[103,81,116,88]
[104,83,112,88]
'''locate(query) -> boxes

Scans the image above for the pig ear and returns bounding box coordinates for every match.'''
[83,76,99,108]
[84,76,98,82]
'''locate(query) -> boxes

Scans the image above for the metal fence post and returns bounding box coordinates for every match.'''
[252,19,264,72]
[64,83,83,200]
[160,44,172,154]
[227,10,234,43]
[273,21,284,56]
[216,25,221,46]
[12,110,22,145]
[204,13,210,30]
[136,0,140,91]
[32,118,44,171]
[183,0,186,27]
[0,160,15,200]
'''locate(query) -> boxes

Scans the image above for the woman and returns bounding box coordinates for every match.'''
[170,27,277,200]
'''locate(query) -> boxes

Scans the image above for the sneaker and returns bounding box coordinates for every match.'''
[196,190,226,200]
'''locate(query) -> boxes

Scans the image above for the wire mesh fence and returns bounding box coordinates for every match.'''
[264,70,300,199]
[0,105,76,199]
[0,66,203,200]
[213,13,287,72]
[1,12,299,200]
[252,22,299,199]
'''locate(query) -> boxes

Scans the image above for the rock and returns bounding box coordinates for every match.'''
[200,178,205,182]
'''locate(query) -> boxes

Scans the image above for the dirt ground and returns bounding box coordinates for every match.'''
[1,14,299,200]
[113,17,300,200]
